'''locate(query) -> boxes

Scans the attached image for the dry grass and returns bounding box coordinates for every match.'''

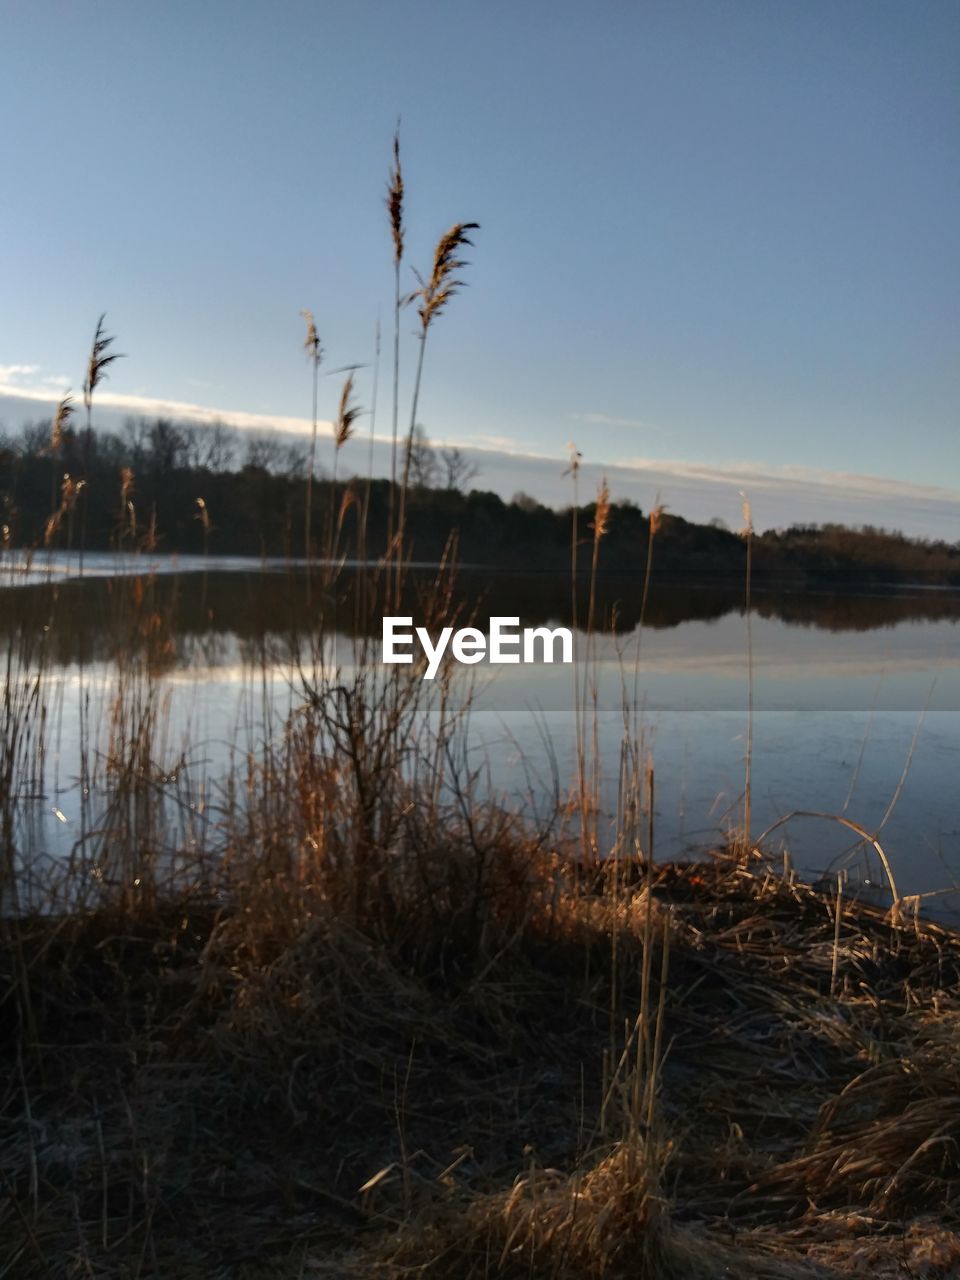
[4,834,960,1278]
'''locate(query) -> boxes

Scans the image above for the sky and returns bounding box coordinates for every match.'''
[1,0,958,535]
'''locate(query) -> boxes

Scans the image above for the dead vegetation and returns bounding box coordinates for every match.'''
[3,836,960,1278]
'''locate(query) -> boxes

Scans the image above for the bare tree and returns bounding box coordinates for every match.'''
[407,425,438,489]
[146,418,188,474]
[179,422,234,472]
[511,490,541,513]
[243,433,301,475]
[439,445,479,493]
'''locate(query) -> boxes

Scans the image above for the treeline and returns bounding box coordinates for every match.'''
[1,416,958,585]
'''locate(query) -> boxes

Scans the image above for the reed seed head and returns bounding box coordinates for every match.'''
[411,222,480,333]
[195,496,211,534]
[334,373,362,451]
[60,474,84,510]
[739,490,753,536]
[562,442,582,478]
[386,127,404,266]
[51,393,75,452]
[591,478,611,539]
[83,314,124,412]
[300,310,322,366]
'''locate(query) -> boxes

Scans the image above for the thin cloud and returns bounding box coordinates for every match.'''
[0,373,334,440]
[462,433,525,453]
[0,364,41,382]
[572,411,670,434]
[617,454,960,506]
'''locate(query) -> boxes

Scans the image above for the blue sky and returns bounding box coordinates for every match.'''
[2,0,958,534]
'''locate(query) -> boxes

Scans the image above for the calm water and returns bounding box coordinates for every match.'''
[3,553,958,918]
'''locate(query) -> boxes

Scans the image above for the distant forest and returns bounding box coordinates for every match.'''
[1,415,958,586]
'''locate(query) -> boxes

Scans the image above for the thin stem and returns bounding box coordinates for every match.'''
[305,356,319,603]
[387,258,401,560]
[395,331,427,604]
[744,524,753,841]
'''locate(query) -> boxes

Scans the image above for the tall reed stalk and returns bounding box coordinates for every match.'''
[386,128,404,558]
[80,315,123,573]
[331,373,361,548]
[582,477,610,861]
[564,444,589,862]
[300,310,322,602]
[395,220,479,587]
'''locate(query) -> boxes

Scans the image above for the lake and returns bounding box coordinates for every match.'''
[2,552,958,919]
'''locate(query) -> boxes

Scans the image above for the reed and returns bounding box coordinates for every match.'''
[79,316,124,572]
[300,308,323,599]
[395,219,479,566]
[386,126,404,557]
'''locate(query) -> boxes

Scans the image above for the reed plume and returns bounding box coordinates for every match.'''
[61,475,85,510]
[50,393,74,454]
[411,222,480,333]
[45,474,86,550]
[590,477,611,541]
[387,130,404,266]
[82,315,123,423]
[333,372,361,454]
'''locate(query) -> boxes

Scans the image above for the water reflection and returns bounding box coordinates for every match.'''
[2,559,958,917]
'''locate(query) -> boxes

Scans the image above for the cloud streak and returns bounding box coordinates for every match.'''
[0,372,335,440]
[615,454,960,507]
[571,411,670,434]
[2,376,957,539]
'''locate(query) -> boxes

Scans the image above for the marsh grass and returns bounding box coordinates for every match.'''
[5,830,958,1278]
